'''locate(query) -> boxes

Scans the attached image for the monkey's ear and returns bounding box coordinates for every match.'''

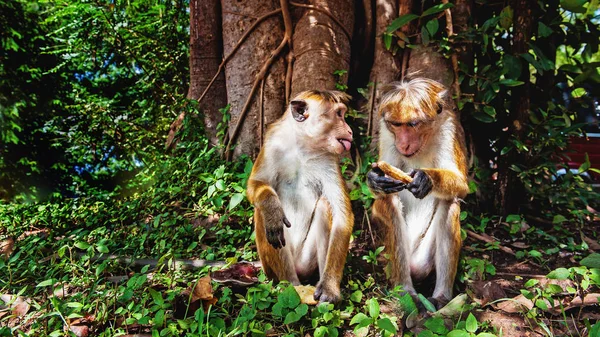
[290,100,308,122]
[436,89,447,114]
[437,102,444,115]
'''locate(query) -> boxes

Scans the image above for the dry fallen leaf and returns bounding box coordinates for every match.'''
[294,285,318,305]
[0,237,14,259]
[496,294,533,313]
[192,276,217,311]
[0,294,31,317]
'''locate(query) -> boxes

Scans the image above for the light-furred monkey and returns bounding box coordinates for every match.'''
[367,78,468,309]
[247,90,355,303]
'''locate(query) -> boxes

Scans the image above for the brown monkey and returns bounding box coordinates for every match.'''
[367,78,468,309]
[247,90,355,303]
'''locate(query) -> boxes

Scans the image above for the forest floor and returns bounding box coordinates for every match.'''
[1,203,599,336]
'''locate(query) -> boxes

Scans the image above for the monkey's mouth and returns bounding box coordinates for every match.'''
[337,138,352,151]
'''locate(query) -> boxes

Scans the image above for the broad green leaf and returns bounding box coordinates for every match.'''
[424,317,447,334]
[367,298,380,318]
[386,14,419,33]
[422,3,454,16]
[580,253,600,268]
[547,267,571,280]
[560,0,587,13]
[578,153,591,173]
[466,313,478,333]
[383,33,392,50]
[499,79,524,86]
[228,192,244,211]
[75,241,91,250]
[284,311,301,324]
[314,326,328,337]
[537,22,553,38]
[376,318,397,334]
[499,6,513,30]
[426,19,439,36]
[149,288,164,306]
[447,330,471,337]
[37,278,55,287]
[350,313,370,326]
[278,285,301,308]
[422,25,430,45]
[350,290,363,303]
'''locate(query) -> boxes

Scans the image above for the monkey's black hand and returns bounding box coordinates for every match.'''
[407,169,433,199]
[264,206,291,249]
[367,166,406,194]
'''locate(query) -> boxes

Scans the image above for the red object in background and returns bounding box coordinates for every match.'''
[567,134,600,181]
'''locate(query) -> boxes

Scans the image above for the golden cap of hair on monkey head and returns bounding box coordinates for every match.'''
[379,78,447,123]
[287,90,353,155]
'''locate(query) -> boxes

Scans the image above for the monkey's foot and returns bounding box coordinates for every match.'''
[314,280,341,303]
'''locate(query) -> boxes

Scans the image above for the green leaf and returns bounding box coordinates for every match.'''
[314,326,328,337]
[499,6,513,30]
[367,298,380,318]
[524,279,539,288]
[499,79,524,86]
[418,294,437,312]
[149,288,164,305]
[284,311,301,324]
[466,313,478,333]
[228,193,244,211]
[386,14,420,33]
[547,268,571,280]
[424,317,448,334]
[560,0,587,13]
[75,241,91,250]
[580,253,600,268]
[578,153,591,173]
[422,3,454,16]
[396,292,417,314]
[447,330,471,337]
[376,318,397,334]
[503,54,522,79]
[426,19,439,36]
[295,303,308,316]
[383,34,392,50]
[37,278,55,287]
[422,25,430,45]
[537,22,553,38]
[350,313,371,326]
[476,333,498,337]
[350,290,363,303]
[552,215,567,224]
[278,285,301,308]
[96,244,109,254]
[154,309,165,327]
[535,299,548,311]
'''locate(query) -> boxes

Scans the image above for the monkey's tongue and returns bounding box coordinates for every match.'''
[339,139,352,151]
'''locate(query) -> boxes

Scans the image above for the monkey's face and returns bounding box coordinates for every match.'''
[385,116,433,158]
[290,98,353,155]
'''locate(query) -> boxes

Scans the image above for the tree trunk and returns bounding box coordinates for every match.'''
[221,0,286,159]
[167,0,227,149]
[496,0,535,215]
[188,0,227,147]
[367,0,401,145]
[290,0,354,96]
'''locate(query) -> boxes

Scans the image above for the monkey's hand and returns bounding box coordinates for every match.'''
[263,205,291,249]
[314,280,341,303]
[367,166,406,195]
[407,169,433,199]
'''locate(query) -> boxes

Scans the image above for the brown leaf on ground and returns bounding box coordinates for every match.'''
[68,324,89,337]
[476,310,545,336]
[192,276,214,302]
[510,241,530,249]
[0,294,31,317]
[0,237,14,259]
[549,293,600,315]
[294,285,318,305]
[468,280,507,306]
[496,294,533,313]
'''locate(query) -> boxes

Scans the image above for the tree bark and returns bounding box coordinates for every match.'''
[496,0,535,215]
[188,0,227,147]
[290,0,354,96]
[368,0,401,145]
[221,0,286,159]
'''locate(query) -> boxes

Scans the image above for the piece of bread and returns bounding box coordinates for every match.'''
[376,161,413,184]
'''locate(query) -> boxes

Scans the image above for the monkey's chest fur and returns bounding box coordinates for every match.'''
[275,159,334,253]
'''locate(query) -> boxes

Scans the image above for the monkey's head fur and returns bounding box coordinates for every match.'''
[287,90,353,155]
[378,78,448,158]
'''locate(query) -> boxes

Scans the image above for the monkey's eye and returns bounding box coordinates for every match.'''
[336,109,343,118]
[407,121,420,127]
[388,121,403,127]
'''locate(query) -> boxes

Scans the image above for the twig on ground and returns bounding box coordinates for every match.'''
[466,229,515,256]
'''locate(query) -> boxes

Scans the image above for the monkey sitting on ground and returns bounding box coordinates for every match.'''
[367,78,469,309]
[247,90,355,303]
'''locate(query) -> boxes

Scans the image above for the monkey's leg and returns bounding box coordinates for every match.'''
[431,200,462,307]
[295,197,331,280]
[254,211,300,285]
[372,194,415,294]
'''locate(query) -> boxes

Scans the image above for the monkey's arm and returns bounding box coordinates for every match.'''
[247,152,291,248]
[315,177,354,303]
[410,168,468,200]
